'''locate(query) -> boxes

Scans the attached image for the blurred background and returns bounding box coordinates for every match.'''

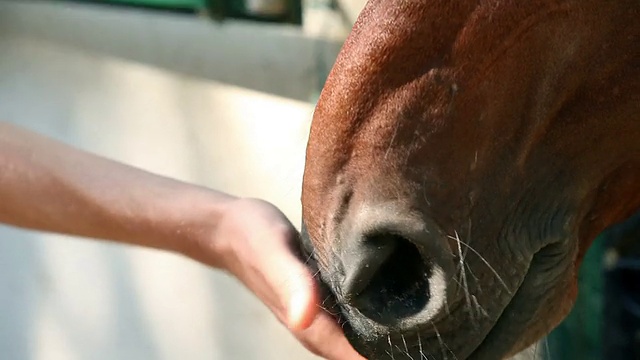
[0,1,632,359]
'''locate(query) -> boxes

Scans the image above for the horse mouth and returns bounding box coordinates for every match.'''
[467,242,575,359]
[330,278,524,360]
[299,220,571,359]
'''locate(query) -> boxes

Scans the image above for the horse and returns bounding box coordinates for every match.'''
[299,0,640,358]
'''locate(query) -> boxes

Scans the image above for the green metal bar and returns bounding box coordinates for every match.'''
[103,0,204,7]
[53,0,302,24]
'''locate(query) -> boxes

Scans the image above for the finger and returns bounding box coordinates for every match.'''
[251,224,321,331]
[293,312,367,360]
[287,278,319,330]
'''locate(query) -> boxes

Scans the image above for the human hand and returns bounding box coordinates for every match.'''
[211,198,365,360]
[0,122,361,358]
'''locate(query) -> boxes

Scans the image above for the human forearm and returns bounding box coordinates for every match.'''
[0,121,235,261]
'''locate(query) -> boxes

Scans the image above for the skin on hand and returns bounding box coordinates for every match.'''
[204,198,366,360]
[0,122,363,360]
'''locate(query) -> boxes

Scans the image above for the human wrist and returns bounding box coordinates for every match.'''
[179,196,301,273]
[163,186,238,268]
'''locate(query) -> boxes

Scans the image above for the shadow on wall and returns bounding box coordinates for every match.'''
[0,22,318,359]
[0,0,345,103]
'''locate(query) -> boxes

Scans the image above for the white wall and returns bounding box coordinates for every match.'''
[0,1,353,359]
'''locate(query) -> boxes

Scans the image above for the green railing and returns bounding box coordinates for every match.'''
[101,0,204,7]
[56,0,302,24]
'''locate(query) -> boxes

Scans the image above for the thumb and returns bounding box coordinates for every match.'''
[286,268,321,331]
[258,226,321,331]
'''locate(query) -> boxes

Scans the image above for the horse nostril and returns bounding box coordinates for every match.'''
[340,231,431,325]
